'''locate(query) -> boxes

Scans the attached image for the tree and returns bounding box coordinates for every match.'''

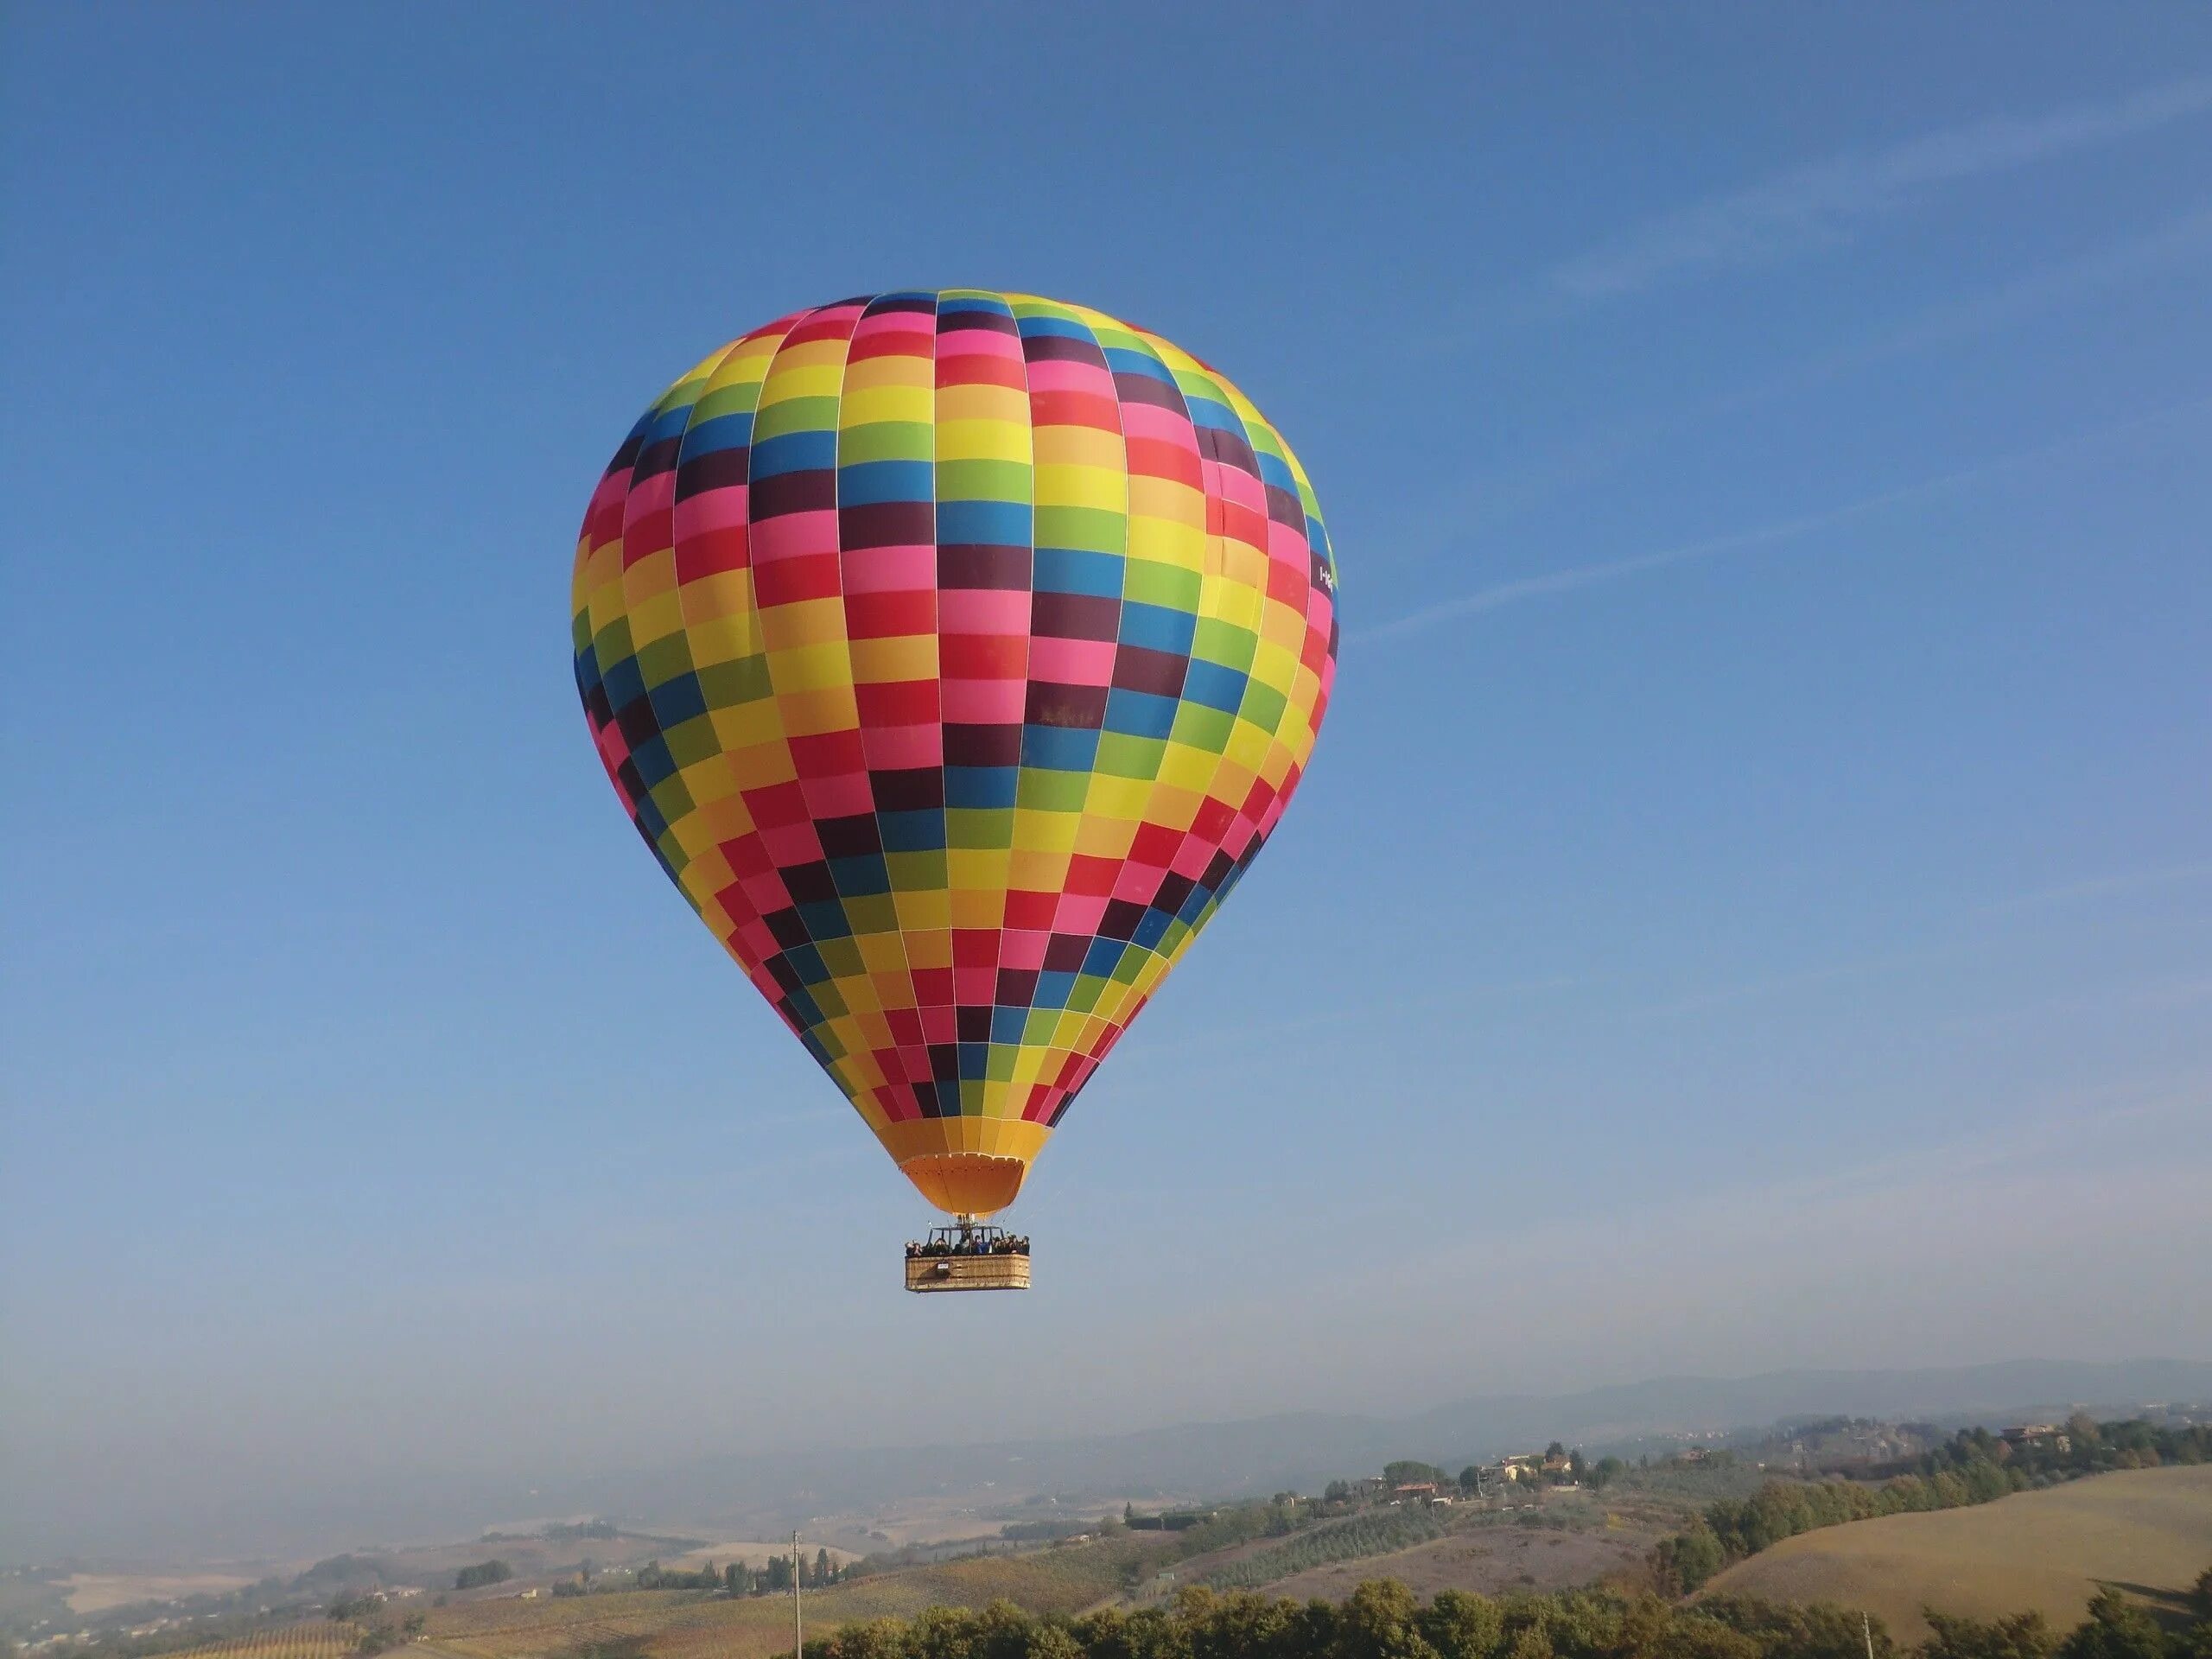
[816,1549,834,1587]
[1699,1597,1892,1659]
[823,1619,911,1659]
[1592,1457,1625,1491]
[2057,1591,2171,1659]
[906,1604,983,1659]
[1649,1622,1763,1659]
[1456,1467,1482,1494]
[1652,1526,1726,1594]
[1543,1441,1566,1459]
[1567,1450,1586,1483]
[1921,1611,2058,1659]
[1337,1580,1437,1659]
[454,1560,512,1591]
[1418,1591,1503,1659]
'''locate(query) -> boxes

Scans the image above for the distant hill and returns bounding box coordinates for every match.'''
[1395,1357,2212,1460]
[22,1357,2210,1561]
[569,1356,2212,1530]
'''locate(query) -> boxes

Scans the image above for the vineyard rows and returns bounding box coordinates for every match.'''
[1201,1511,1446,1590]
[172,1622,361,1659]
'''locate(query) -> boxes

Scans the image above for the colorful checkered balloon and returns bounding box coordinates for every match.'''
[573,293,1338,1217]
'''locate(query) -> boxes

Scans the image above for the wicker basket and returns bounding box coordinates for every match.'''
[905,1252,1032,1293]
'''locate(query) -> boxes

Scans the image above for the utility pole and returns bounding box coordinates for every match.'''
[791,1530,803,1659]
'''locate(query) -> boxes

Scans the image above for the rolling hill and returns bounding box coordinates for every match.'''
[1702,1463,2212,1640]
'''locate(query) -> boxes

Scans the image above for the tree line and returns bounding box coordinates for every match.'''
[721,1551,843,1595]
[549,1550,849,1599]
[723,1571,2212,1659]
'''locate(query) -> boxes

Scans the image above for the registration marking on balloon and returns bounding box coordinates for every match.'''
[573,293,1338,1221]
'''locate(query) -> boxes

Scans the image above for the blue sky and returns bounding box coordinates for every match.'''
[3,4,2209,1559]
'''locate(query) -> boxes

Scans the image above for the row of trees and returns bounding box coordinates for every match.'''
[550,1550,848,1600]
[1906,1416,2210,1483]
[723,1551,843,1594]
[759,1574,2212,1659]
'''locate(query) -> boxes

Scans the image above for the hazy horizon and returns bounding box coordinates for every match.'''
[4,6,2208,1572]
[12,1356,2212,1564]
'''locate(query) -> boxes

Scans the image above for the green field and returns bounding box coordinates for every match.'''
[1703,1463,2212,1640]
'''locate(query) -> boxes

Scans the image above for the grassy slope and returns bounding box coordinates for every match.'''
[1703,1464,2212,1641]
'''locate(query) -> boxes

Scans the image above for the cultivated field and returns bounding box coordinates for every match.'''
[424,1537,1185,1659]
[1166,1497,1674,1604]
[162,1622,361,1659]
[1264,1524,1655,1601]
[66,1574,260,1615]
[1704,1464,2212,1641]
[1263,1507,1670,1602]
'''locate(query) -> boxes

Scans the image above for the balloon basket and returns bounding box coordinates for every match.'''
[904,1219,1031,1293]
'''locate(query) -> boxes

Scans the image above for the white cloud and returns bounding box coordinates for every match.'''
[1553,78,2212,297]
[1357,397,2212,642]
[1982,860,2212,914]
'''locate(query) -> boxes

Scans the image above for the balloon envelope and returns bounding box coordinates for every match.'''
[573,292,1338,1217]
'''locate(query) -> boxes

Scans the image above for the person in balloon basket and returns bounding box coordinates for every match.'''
[900,1233,1025,1258]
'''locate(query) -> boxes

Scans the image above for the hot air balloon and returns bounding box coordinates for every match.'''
[571,292,1338,1289]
